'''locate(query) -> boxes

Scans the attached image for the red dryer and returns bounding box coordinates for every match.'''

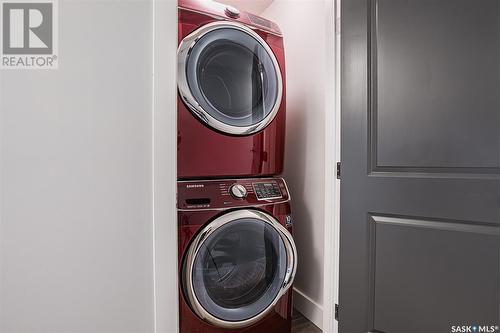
[177,0,286,179]
[178,177,297,333]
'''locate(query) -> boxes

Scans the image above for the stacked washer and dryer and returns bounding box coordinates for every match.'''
[177,1,297,332]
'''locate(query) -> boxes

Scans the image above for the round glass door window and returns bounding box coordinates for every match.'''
[178,22,283,135]
[182,210,296,328]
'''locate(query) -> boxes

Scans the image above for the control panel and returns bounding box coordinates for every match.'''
[179,0,282,36]
[253,182,282,200]
[178,177,289,210]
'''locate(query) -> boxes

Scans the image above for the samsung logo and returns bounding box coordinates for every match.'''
[186,184,204,188]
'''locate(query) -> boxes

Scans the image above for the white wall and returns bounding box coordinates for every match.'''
[262,0,334,329]
[0,0,178,332]
[153,0,179,332]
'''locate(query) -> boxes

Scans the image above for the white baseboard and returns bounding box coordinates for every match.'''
[293,287,324,330]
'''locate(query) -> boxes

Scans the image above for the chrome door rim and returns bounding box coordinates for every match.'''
[177,21,283,136]
[183,209,297,329]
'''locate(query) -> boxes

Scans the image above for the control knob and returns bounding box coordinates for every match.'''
[230,184,247,199]
[224,5,240,18]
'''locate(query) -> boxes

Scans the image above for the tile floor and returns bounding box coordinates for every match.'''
[291,309,322,333]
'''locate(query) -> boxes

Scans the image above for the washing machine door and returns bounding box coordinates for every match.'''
[178,21,283,136]
[182,209,297,329]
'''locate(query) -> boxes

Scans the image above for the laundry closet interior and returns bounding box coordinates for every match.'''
[176,0,338,332]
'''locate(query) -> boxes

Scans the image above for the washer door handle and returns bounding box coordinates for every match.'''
[278,225,298,292]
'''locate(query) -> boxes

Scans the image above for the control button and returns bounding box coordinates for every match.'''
[230,184,247,199]
[225,5,240,18]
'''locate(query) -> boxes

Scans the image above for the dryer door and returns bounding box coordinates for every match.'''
[182,209,297,329]
[178,22,283,136]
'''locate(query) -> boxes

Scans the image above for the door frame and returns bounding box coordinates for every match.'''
[323,0,341,332]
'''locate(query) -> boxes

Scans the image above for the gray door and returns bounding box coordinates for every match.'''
[340,1,500,332]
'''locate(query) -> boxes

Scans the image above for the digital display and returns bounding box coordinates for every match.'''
[253,182,282,200]
[247,13,272,29]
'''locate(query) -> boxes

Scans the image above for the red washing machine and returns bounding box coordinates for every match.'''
[178,177,297,333]
[177,0,286,179]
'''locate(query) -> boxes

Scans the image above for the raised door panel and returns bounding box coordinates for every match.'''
[371,0,500,173]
